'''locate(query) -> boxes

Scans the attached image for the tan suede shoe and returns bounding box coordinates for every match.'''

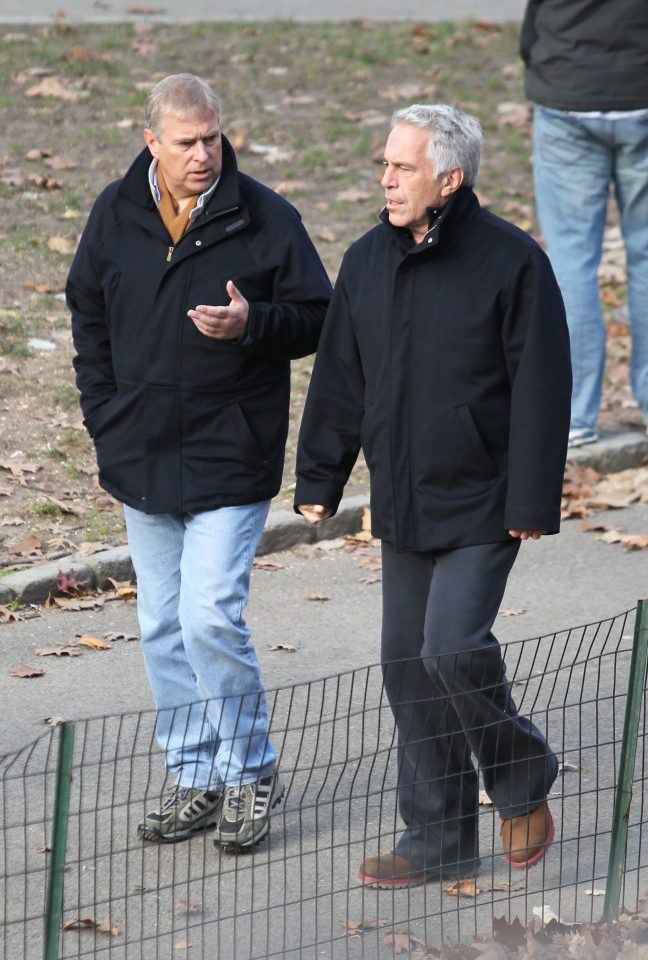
[357,852,429,889]
[501,801,554,868]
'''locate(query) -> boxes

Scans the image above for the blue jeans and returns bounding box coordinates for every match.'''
[533,105,648,432]
[124,502,275,790]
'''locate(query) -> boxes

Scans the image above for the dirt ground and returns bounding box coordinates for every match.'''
[0,19,639,572]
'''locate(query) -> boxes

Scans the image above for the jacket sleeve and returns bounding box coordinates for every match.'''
[66,209,117,436]
[243,206,332,360]
[501,245,571,533]
[294,270,365,515]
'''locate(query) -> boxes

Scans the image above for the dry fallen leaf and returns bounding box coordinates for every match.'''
[76,634,112,651]
[47,236,77,255]
[173,941,191,951]
[498,607,525,617]
[9,664,45,678]
[25,77,86,101]
[252,559,285,570]
[175,898,203,916]
[305,594,331,602]
[36,646,82,657]
[443,878,480,898]
[0,605,25,623]
[335,188,373,203]
[268,642,297,653]
[106,577,137,601]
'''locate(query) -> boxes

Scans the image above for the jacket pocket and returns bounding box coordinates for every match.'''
[417,404,498,489]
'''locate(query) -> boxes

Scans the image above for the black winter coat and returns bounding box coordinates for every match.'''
[521,0,648,111]
[67,138,331,514]
[295,188,571,552]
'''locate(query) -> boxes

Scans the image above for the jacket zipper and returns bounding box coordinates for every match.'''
[166,245,174,262]
[164,206,242,264]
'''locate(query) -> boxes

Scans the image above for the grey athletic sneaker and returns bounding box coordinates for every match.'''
[138,786,223,843]
[214,772,285,852]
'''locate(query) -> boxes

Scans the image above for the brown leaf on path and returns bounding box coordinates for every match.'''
[384,929,428,954]
[305,594,331,602]
[252,558,284,570]
[359,575,381,584]
[268,642,297,652]
[498,608,525,617]
[0,605,25,623]
[492,915,529,951]
[341,917,386,936]
[48,236,77,255]
[10,664,45,678]
[76,634,112,650]
[44,156,78,170]
[25,148,52,160]
[24,281,66,293]
[106,577,137,601]
[104,631,139,642]
[444,878,480,898]
[62,916,118,935]
[36,646,82,657]
[0,458,41,477]
[53,595,106,611]
[25,77,86,101]
[8,532,43,557]
[173,941,191,951]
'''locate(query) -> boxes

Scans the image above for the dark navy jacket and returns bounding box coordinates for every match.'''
[295,187,571,552]
[67,137,331,514]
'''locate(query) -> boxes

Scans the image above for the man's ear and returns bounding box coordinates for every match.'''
[440,167,465,197]
[143,128,159,159]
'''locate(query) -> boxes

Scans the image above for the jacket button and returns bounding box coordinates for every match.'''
[195,240,202,246]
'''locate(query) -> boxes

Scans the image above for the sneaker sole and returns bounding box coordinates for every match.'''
[216,784,285,853]
[357,870,428,889]
[137,815,220,844]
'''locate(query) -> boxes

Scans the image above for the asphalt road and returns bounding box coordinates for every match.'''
[1,0,526,23]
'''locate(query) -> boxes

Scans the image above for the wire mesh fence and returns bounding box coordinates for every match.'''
[1,605,647,959]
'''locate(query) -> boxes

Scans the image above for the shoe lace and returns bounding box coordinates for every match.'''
[162,787,190,811]
[225,787,247,814]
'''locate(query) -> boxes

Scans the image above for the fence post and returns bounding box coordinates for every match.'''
[602,600,648,924]
[43,721,75,960]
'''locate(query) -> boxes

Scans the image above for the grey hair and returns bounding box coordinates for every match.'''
[145,74,221,138]
[390,104,483,187]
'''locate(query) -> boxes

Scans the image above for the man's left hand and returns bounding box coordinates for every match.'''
[188,280,249,340]
[508,530,544,540]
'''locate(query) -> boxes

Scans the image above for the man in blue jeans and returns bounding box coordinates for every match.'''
[67,74,331,850]
[521,0,648,447]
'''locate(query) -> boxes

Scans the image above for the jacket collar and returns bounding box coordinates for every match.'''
[379,185,479,252]
[116,133,242,219]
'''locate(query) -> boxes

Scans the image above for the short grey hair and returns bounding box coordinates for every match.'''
[391,104,483,187]
[145,74,221,138]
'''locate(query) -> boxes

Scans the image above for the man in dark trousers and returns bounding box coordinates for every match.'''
[67,74,331,851]
[295,104,571,888]
[521,0,648,447]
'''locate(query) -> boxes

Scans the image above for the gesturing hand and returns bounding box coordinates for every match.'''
[187,280,249,340]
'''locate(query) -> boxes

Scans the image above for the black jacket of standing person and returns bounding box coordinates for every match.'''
[67,136,331,514]
[295,186,571,552]
[521,0,648,111]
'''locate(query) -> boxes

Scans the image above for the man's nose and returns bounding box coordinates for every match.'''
[194,140,209,162]
[381,166,395,189]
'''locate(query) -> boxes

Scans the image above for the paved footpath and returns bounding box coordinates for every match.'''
[2,0,525,23]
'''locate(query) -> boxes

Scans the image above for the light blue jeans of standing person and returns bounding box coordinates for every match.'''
[123,501,276,791]
[533,105,648,433]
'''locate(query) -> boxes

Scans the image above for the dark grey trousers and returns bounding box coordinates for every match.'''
[381,539,558,875]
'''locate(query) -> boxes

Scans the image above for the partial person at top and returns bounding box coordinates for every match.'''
[521,0,648,447]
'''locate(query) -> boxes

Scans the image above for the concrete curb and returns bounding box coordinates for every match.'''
[2,432,646,606]
[0,494,371,606]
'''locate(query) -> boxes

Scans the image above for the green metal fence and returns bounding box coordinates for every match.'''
[1,603,647,959]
